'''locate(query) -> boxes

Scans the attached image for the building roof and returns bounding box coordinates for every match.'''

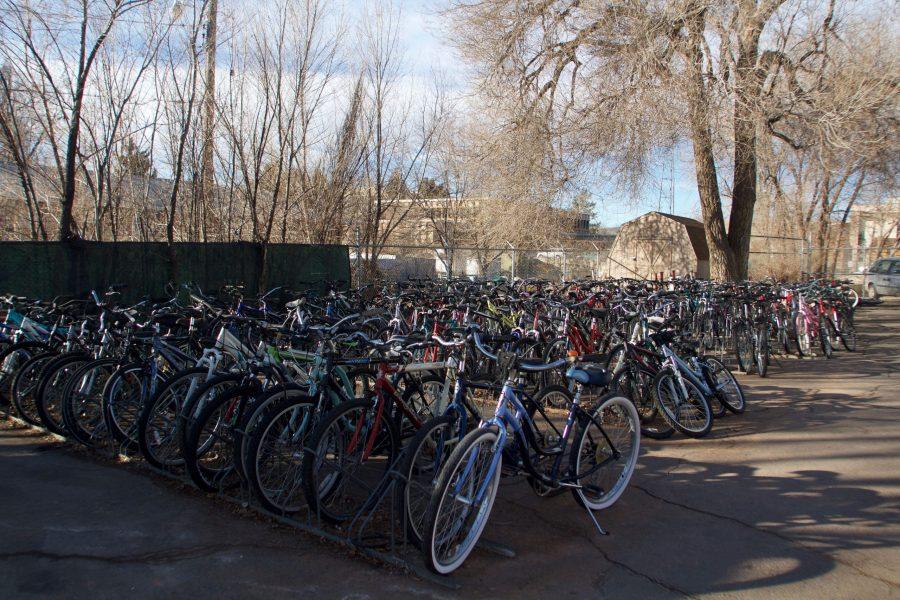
[648,211,710,261]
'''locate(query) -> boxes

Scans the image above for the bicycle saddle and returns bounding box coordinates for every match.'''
[566,364,610,387]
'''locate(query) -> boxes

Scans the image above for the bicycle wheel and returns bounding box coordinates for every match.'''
[36,352,90,436]
[102,362,150,449]
[839,318,857,352]
[0,341,48,407]
[532,383,572,419]
[10,351,56,425]
[345,367,377,398]
[610,366,673,439]
[777,318,791,355]
[755,324,769,378]
[795,316,810,357]
[61,358,118,447]
[542,337,569,387]
[570,394,640,510]
[138,367,209,469]
[515,337,546,391]
[183,384,255,492]
[301,399,400,524]
[820,321,836,358]
[246,391,317,514]
[652,368,713,438]
[733,325,754,374]
[527,385,572,496]
[605,344,627,375]
[396,373,446,436]
[235,384,310,483]
[423,426,501,575]
[397,414,462,548]
[707,388,727,419]
[179,373,243,454]
[702,357,745,414]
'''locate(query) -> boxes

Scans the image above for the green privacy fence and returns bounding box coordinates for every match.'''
[0,242,349,301]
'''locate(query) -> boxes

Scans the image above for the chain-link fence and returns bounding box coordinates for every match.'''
[353,239,898,284]
[748,235,806,279]
[352,243,611,283]
[798,245,899,281]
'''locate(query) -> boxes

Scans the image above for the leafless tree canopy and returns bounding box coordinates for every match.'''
[444,0,898,279]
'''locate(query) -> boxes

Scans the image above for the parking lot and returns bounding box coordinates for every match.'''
[1,301,898,599]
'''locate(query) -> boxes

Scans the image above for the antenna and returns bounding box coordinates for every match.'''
[659,146,675,214]
[669,146,675,214]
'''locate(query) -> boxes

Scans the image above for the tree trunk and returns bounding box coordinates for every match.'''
[685,13,738,281]
[814,207,829,275]
[728,25,763,281]
[59,101,83,240]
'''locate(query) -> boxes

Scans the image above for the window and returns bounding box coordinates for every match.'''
[869,260,886,274]
[889,261,900,274]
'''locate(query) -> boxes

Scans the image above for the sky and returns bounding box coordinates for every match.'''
[394,0,703,228]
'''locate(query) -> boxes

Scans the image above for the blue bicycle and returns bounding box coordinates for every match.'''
[421,332,640,574]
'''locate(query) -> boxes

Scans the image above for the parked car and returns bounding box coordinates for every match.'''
[863,257,900,298]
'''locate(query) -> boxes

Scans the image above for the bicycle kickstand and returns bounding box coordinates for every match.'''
[584,506,609,536]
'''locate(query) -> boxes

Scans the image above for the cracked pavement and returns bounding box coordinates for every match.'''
[1,300,899,599]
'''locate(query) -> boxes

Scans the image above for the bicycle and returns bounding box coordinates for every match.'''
[421,332,640,574]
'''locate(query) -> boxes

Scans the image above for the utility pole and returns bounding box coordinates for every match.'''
[200,0,218,239]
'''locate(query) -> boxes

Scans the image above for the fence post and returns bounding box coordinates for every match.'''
[591,242,601,279]
[354,226,361,286]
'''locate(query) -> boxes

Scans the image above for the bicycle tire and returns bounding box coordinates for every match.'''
[60,358,118,447]
[423,425,501,575]
[652,368,713,438]
[396,414,460,548]
[10,350,56,425]
[570,393,640,510]
[183,383,257,492]
[246,390,317,514]
[137,366,210,469]
[35,352,90,436]
[301,398,400,524]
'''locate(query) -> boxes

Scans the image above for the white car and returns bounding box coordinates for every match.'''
[863,258,900,298]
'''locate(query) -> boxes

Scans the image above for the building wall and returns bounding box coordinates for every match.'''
[604,212,703,278]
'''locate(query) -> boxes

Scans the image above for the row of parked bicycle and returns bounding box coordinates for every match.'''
[0,276,860,574]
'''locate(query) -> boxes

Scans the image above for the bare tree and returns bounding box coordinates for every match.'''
[443,0,888,280]
[0,65,47,239]
[156,0,206,246]
[217,0,342,252]
[352,2,453,281]
[0,0,153,240]
[757,7,898,276]
[76,3,172,240]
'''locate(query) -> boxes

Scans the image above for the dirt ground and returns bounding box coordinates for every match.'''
[1,300,898,599]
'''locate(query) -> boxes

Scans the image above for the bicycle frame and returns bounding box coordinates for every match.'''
[660,345,715,399]
[457,369,619,505]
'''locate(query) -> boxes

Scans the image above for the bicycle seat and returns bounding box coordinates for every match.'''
[566,364,610,387]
